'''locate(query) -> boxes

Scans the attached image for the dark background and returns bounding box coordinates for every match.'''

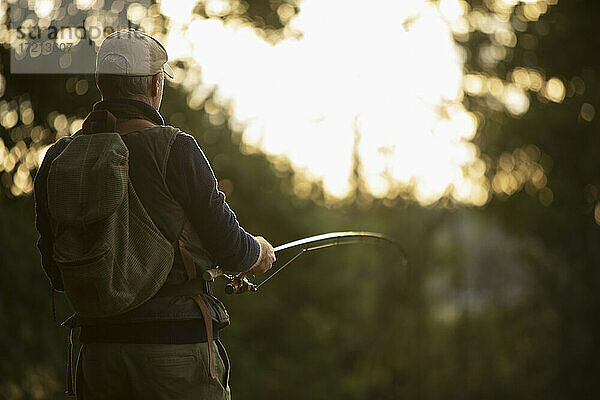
[0,0,598,398]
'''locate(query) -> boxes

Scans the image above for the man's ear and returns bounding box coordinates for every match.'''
[151,73,161,97]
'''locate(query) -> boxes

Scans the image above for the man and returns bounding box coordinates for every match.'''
[34,30,275,399]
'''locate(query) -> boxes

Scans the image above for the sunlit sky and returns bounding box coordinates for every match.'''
[158,0,488,205]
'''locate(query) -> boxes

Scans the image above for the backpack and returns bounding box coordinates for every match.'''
[46,111,174,318]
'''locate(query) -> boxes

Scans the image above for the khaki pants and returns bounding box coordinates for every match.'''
[75,341,231,400]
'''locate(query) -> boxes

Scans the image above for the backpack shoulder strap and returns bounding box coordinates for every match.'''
[175,218,217,380]
[111,118,217,377]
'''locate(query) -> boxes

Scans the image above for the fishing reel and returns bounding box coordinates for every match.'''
[202,268,257,294]
[224,275,257,294]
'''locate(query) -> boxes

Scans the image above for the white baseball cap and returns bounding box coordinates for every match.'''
[96,30,174,79]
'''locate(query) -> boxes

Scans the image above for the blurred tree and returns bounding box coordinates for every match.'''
[458,0,600,397]
[0,0,599,399]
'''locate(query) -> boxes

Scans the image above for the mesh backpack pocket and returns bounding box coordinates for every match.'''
[47,132,174,317]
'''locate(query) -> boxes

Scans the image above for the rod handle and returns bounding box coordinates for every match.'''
[203,268,224,282]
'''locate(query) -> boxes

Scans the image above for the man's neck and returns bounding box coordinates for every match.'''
[94,98,165,126]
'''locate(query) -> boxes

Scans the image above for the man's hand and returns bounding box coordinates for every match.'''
[248,236,276,275]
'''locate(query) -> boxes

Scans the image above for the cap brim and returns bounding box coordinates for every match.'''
[163,63,175,79]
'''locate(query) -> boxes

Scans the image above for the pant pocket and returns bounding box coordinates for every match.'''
[75,345,84,400]
[215,340,230,390]
[148,354,198,381]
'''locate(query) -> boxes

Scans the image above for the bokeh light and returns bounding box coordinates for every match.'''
[0,0,563,205]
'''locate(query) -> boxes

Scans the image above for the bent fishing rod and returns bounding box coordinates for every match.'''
[202,231,407,294]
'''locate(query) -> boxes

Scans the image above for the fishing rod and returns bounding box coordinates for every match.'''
[202,231,406,294]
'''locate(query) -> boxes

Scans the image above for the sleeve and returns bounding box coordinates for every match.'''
[34,140,69,291]
[165,133,260,272]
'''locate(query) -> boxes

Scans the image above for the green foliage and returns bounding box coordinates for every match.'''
[462,0,600,396]
[1,0,599,399]
[0,198,66,399]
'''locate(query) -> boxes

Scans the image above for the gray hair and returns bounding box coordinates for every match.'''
[96,73,156,100]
